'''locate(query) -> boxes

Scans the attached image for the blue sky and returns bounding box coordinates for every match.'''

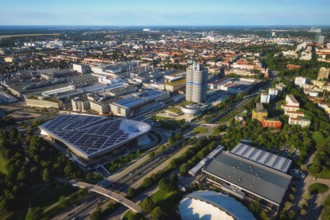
[1,0,329,26]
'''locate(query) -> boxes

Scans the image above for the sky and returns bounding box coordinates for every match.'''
[0,0,329,26]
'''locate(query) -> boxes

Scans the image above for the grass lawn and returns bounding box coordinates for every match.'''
[154,115,171,121]
[122,211,143,220]
[314,171,330,179]
[122,190,179,220]
[31,184,77,209]
[166,107,182,115]
[308,183,329,194]
[192,126,208,134]
[151,190,180,213]
[0,154,9,175]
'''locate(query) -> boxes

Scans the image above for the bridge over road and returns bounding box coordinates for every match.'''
[69,180,144,215]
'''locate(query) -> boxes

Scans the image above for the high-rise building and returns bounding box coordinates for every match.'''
[186,63,208,103]
[315,33,327,45]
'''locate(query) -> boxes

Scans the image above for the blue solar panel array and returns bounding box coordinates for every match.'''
[41,114,135,156]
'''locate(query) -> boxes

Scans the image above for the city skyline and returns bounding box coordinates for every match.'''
[1,0,330,26]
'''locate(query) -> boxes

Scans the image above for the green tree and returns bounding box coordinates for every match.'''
[158,178,173,192]
[260,210,270,220]
[248,200,260,213]
[58,196,69,208]
[64,164,73,177]
[85,172,95,180]
[150,206,165,220]
[170,174,179,189]
[179,164,188,174]
[140,197,154,213]
[42,168,50,182]
[90,207,102,220]
[127,188,135,198]
[300,208,307,217]
[288,210,296,219]
[25,208,43,220]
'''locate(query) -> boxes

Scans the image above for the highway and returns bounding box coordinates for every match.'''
[71,181,144,214]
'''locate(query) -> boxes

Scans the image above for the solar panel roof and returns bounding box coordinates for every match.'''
[39,114,151,159]
[230,143,292,173]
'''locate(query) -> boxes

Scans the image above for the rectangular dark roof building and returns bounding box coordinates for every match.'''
[202,151,291,210]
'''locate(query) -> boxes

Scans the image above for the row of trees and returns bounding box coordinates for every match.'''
[179,141,218,174]
[138,137,214,192]
[0,116,16,128]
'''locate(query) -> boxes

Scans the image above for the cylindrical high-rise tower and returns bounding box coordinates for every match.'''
[185,63,208,103]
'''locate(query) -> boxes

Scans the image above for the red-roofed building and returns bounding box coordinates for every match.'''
[261,118,282,129]
[287,64,301,70]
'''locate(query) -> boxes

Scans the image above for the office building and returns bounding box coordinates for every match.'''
[186,63,208,103]
[71,97,90,112]
[317,67,329,81]
[315,33,327,45]
[261,118,282,129]
[260,93,270,104]
[110,89,170,118]
[252,103,268,123]
[282,94,311,128]
[294,77,307,87]
[164,74,186,93]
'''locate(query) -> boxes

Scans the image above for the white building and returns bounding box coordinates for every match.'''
[260,93,270,104]
[73,64,91,74]
[282,94,301,113]
[294,77,307,87]
[296,42,307,51]
[288,117,311,128]
[285,95,300,107]
[268,88,278,99]
[71,97,89,112]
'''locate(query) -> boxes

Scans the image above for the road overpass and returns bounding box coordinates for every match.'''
[69,180,144,215]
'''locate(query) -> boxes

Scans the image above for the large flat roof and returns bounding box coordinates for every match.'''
[203,152,291,206]
[113,90,167,109]
[230,143,292,173]
[39,114,151,159]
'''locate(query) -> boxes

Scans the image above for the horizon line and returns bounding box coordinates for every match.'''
[0,24,329,27]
